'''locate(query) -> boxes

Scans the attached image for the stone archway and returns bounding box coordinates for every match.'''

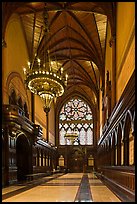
[16,134,31,181]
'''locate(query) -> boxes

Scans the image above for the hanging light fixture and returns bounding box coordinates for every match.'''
[23,4,68,113]
[64,131,79,145]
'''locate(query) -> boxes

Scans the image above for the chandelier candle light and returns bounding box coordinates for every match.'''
[23,5,68,113]
[23,4,68,142]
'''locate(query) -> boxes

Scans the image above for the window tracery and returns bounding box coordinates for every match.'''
[59,97,93,145]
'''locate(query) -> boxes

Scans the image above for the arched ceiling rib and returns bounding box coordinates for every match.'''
[2,2,116,108]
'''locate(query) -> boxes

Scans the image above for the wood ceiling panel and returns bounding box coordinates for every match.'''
[2,2,116,108]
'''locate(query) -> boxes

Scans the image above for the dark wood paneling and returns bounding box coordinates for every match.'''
[2,104,58,186]
[98,70,135,146]
[97,71,135,201]
[58,145,96,173]
[97,166,135,202]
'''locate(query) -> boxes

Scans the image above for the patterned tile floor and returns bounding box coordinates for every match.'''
[2,172,121,202]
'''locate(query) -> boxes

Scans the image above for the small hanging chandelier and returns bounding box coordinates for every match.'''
[23,4,68,113]
[64,131,79,145]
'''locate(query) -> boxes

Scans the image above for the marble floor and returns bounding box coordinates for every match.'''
[2,172,121,202]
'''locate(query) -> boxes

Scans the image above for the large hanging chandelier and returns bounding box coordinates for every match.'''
[23,4,68,113]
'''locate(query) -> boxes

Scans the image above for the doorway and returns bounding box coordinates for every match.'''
[68,148,84,172]
[16,134,31,181]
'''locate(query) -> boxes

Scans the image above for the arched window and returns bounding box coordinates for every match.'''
[59,97,93,145]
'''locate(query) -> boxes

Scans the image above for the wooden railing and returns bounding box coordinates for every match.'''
[97,166,135,201]
[2,104,34,134]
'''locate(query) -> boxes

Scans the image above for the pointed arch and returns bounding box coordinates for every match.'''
[123,111,134,166]
[59,96,93,146]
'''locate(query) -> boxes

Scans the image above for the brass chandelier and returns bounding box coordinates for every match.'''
[64,132,79,145]
[23,5,68,113]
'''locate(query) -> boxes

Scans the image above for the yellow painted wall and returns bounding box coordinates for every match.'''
[49,102,55,145]
[2,13,31,113]
[116,2,135,101]
[35,95,47,139]
[105,21,112,85]
[3,12,56,143]
[35,95,55,144]
[99,77,103,137]
[99,21,112,136]
[99,2,135,132]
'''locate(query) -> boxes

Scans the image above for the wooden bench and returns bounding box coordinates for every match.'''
[26,172,51,181]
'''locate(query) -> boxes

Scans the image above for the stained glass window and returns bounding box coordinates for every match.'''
[59,97,93,145]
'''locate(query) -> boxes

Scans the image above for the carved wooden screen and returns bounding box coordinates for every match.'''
[59,97,93,145]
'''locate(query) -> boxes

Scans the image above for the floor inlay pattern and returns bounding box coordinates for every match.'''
[74,174,92,202]
[2,172,122,202]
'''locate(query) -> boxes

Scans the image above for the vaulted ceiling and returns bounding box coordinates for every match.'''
[2,2,116,108]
